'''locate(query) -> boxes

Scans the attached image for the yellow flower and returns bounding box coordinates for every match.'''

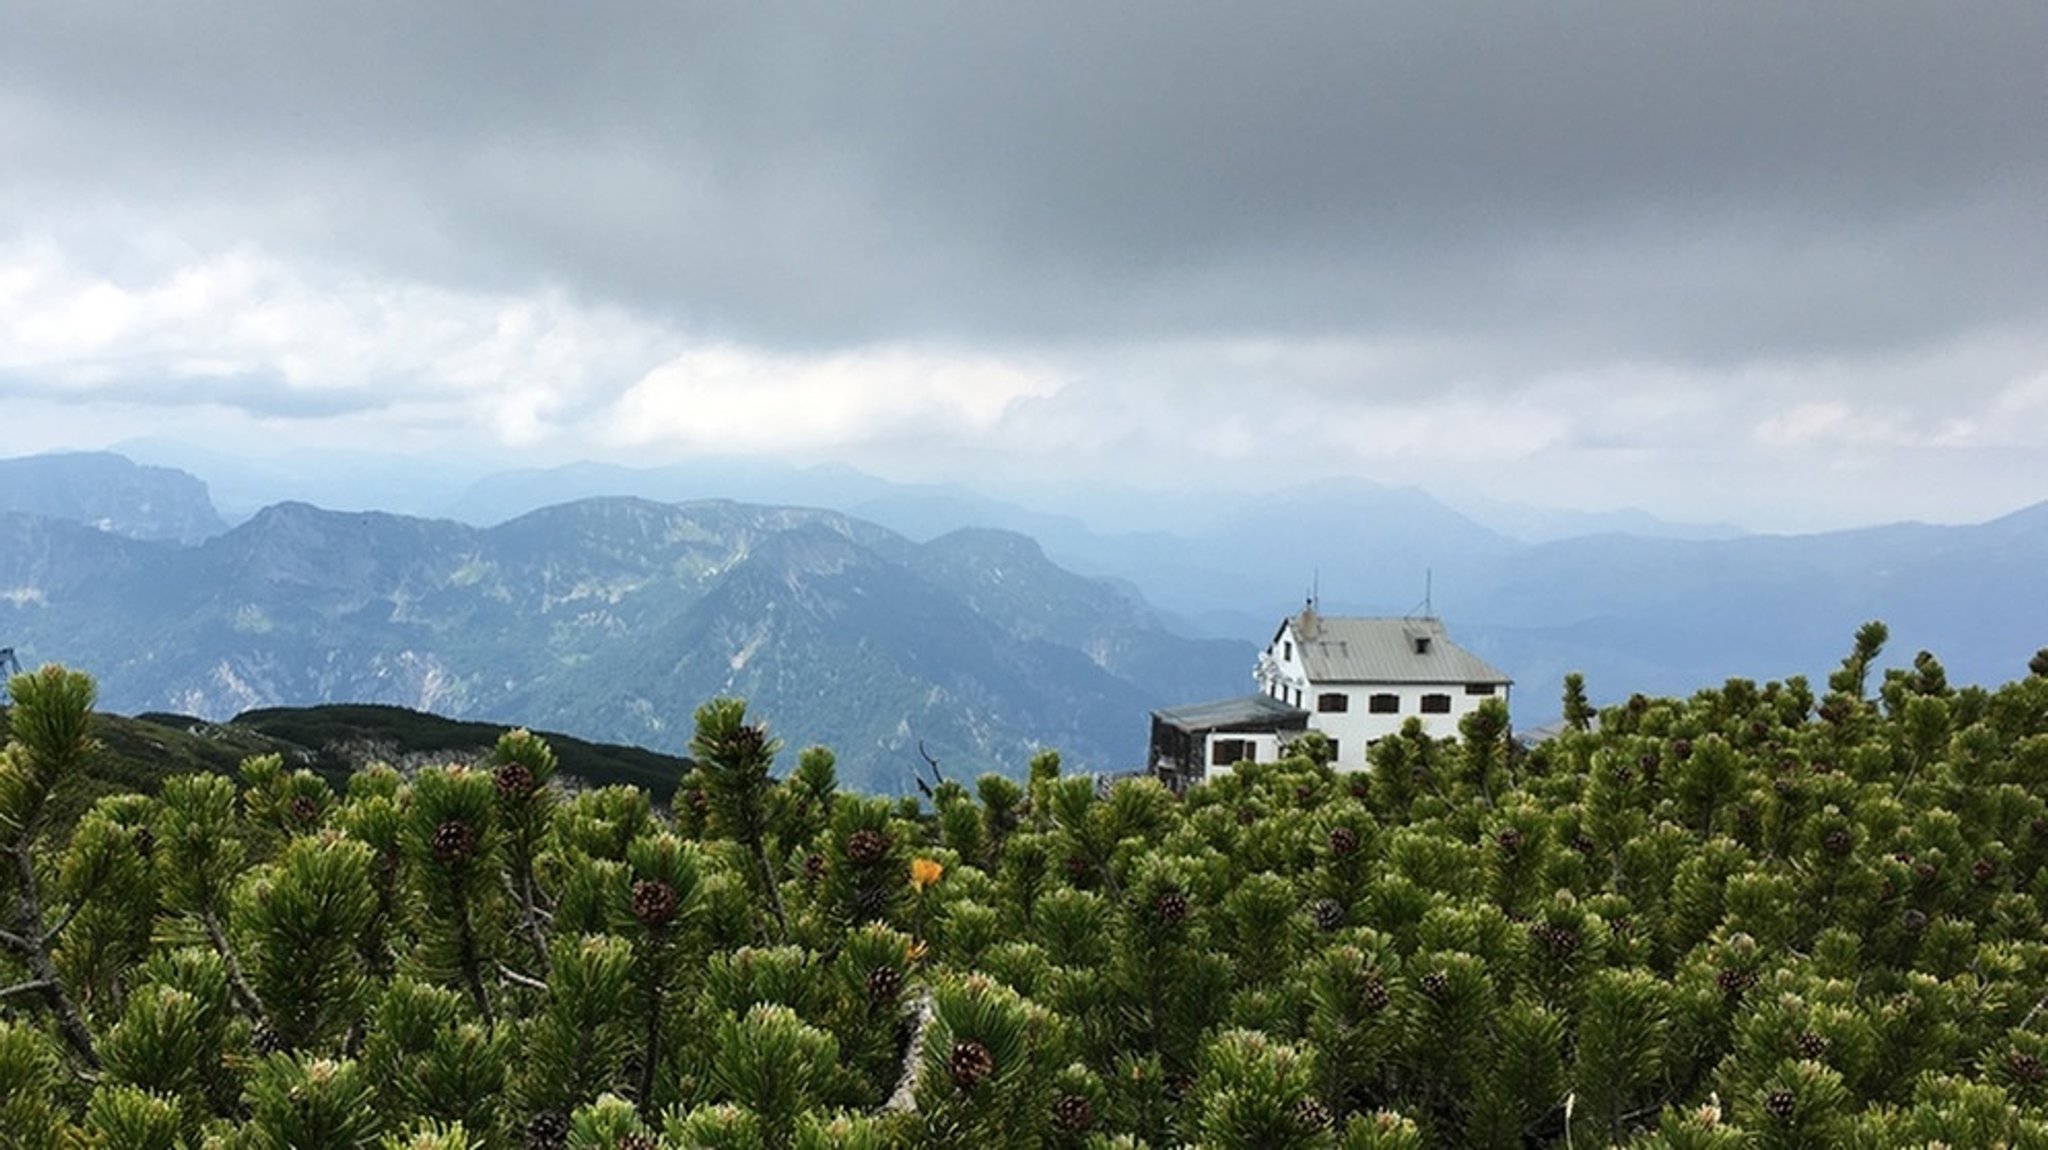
[910,857,945,891]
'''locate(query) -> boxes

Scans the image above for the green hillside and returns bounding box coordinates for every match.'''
[8,629,2048,1146]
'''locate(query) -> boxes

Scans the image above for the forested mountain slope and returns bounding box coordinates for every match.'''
[0,497,1250,792]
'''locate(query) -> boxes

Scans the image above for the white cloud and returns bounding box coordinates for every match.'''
[606,344,1066,455]
[0,238,678,431]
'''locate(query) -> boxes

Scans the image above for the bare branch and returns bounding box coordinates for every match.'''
[0,978,53,1002]
[882,986,938,1114]
[40,896,87,950]
[496,962,549,993]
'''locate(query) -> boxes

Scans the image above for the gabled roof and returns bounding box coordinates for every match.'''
[1152,694,1310,734]
[1282,615,1510,685]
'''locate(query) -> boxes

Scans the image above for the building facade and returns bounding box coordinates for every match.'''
[1253,609,1511,769]
[1146,607,1512,786]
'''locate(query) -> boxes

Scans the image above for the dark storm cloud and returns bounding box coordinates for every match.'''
[4,1,2041,365]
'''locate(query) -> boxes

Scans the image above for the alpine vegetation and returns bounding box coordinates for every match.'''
[6,624,2048,1146]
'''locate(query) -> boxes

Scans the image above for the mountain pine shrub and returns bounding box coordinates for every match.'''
[11,627,2048,1143]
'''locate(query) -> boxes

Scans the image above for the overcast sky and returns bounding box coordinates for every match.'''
[3,2,2044,531]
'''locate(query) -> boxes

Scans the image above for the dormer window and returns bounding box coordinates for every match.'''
[1413,636,1431,655]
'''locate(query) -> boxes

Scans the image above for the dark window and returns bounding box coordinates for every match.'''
[1413,637,1432,654]
[1420,693,1452,714]
[1369,693,1400,714]
[1317,692,1349,713]
[1465,683,1496,696]
[1326,739,1341,763]
[1211,738,1253,766]
[1283,641,1293,660]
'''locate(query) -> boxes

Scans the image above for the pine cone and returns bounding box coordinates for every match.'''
[1496,828,1524,856]
[2010,1050,2046,1084]
[1973,858,1999,885]
[1570,833,1597,855]
[1533,922,1579,957]
[494,762,537,799]
[1715,967,1756,998]
[847,828,892,867]
[866,965,903,1004]
[290,794,322,825]
[1672,738,1693,760]
[1420,969,1451,1000]
[632,879,679,927]
[1328,826,1360,856]
[1902,908,1929,934]
[1361,973,1391,1012]
[948,1039,995,1090]
[523,1111,570,1150]
[1794,1032,1829,1060]
[616,1135,659,1150]
[1311,898,1345,932]
[1293,1097,1333,1131]
[1823,828,1852,856]
[686,788,711,817]
[1294,785,1315,805]
[131,826,155,858]
[1063,853,1092,881]
[1237,805,1259,826]
[431,819,478,865]
[1347,776,1369,799]
[251,1023,287,1055]
[730,723,767,758]
[1764,1089,1796,1121]
[1154,890,1190,925]
[804,853,827,882]
[1052,1093,1096,1133]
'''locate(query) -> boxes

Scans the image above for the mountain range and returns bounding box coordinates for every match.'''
[0,463,1250,792]
[5,450,2048,792]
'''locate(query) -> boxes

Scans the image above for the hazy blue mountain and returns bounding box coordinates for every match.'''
[1435,489,1748,544]
[116,438,501,522]
[1450,509,2048,714]
[0,451,226,543]
[443,460,912,528]
[0,495,1253,792]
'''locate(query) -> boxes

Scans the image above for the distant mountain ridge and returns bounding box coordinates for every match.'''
[0,492,1251,792]
[8,449,2048,776]
[0,451,225,543]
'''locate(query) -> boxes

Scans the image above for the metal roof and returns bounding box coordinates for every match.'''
[1152,694,1310,733]
[1287,615,1511,685]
